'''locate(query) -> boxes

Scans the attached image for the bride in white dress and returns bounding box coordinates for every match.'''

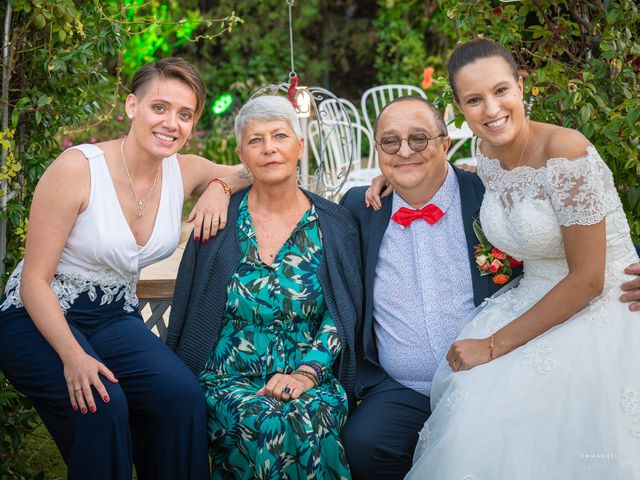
[407,39,640,479]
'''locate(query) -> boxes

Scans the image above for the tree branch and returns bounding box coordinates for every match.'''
[569,0,590,33]
[531,0,581,66]
[531,0,557,30]
[1,2,13,278]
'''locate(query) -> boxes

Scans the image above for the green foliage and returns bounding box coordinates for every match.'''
[117,0,203,76]
[0,373,42,480]
[2,1,125,274]
[440,0,640,240]
[172,0,379,165]
[374,0,455,98]
[1,0,239,273]
[111,0,241,79]
[189,0,324,106]
[0,130,20,195]
[201,115,237,166]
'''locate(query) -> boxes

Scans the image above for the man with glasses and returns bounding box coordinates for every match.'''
[339,96,493,479]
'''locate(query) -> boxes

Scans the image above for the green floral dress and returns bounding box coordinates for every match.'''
[199,193,351,480]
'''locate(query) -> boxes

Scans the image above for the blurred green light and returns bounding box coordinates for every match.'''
[212,93,233,115]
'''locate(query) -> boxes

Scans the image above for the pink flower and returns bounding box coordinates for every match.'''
[421,67,434,90]
[89,137,97,144]
[489,259,503,273]
[62,138,73,148]
[197,142,204,148]
[116,114,124,121]
[198,150,203,156]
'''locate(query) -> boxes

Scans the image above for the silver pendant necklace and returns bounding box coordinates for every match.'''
[513,119,530,169]
[500,118,530,171]
[120,138,161,219]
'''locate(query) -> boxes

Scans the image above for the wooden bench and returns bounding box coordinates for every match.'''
[136,279,175,341]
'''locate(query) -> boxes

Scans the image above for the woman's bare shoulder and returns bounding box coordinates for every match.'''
[46,147,90,180]
[541,124,591,161]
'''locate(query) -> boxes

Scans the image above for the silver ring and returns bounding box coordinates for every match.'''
[282,386,292,395]
[74,388,83,392]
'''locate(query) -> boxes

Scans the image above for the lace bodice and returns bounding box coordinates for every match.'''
[477,146,638,290]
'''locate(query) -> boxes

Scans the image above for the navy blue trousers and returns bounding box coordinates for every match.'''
[0,292,209,480]
[342,375,431,480]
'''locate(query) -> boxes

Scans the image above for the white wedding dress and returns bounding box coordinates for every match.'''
[407,146,640,479]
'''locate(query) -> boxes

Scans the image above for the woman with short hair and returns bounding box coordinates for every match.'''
[168,95,362,479]
[0,57,251,479]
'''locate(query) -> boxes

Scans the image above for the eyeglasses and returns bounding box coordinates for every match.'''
[376,133,446,154]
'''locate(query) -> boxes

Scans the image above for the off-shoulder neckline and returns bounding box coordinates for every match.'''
[478,144,598,173]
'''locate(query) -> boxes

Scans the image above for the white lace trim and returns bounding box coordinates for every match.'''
[620,388,640,439]
[1,261,138,314]
[444,391,468,413]
[478,146,621,225]
[520,341,556,374]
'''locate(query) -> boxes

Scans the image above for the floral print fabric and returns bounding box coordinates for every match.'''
[199,193,350,480]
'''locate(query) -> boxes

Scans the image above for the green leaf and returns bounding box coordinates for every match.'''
[582,122,595,138]
[34,13,46,29]
[472,218,492,250]
[607,7,622,24]
[579,104,593,125]
[627,108,640,128]
[36,94,49,108]
[627,187,640,210]
[10,110,19,129]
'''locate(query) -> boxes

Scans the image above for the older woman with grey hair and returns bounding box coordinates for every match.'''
[167,95,361,479]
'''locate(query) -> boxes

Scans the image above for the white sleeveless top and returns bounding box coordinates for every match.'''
[1,143,184,313]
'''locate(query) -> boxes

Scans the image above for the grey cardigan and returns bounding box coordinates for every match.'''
[166,188,363,407]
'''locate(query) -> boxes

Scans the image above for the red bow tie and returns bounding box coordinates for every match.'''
[391,204,444,228]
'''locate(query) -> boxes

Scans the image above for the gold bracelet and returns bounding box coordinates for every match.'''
[488,334,495,361]
[207,178,230,196]
[292,369,318,387]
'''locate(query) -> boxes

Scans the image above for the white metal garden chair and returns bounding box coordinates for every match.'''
[360,84,428,138]
[308,98,379,195]
[447,119,477,167]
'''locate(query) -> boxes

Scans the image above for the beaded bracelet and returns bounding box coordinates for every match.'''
[488,333,496,361]
[292,369,318,387]
[297,361,324,385]
[207,178,230,196]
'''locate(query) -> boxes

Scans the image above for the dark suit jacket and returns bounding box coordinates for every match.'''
[340,168,518,398]
[167,187,363,407]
